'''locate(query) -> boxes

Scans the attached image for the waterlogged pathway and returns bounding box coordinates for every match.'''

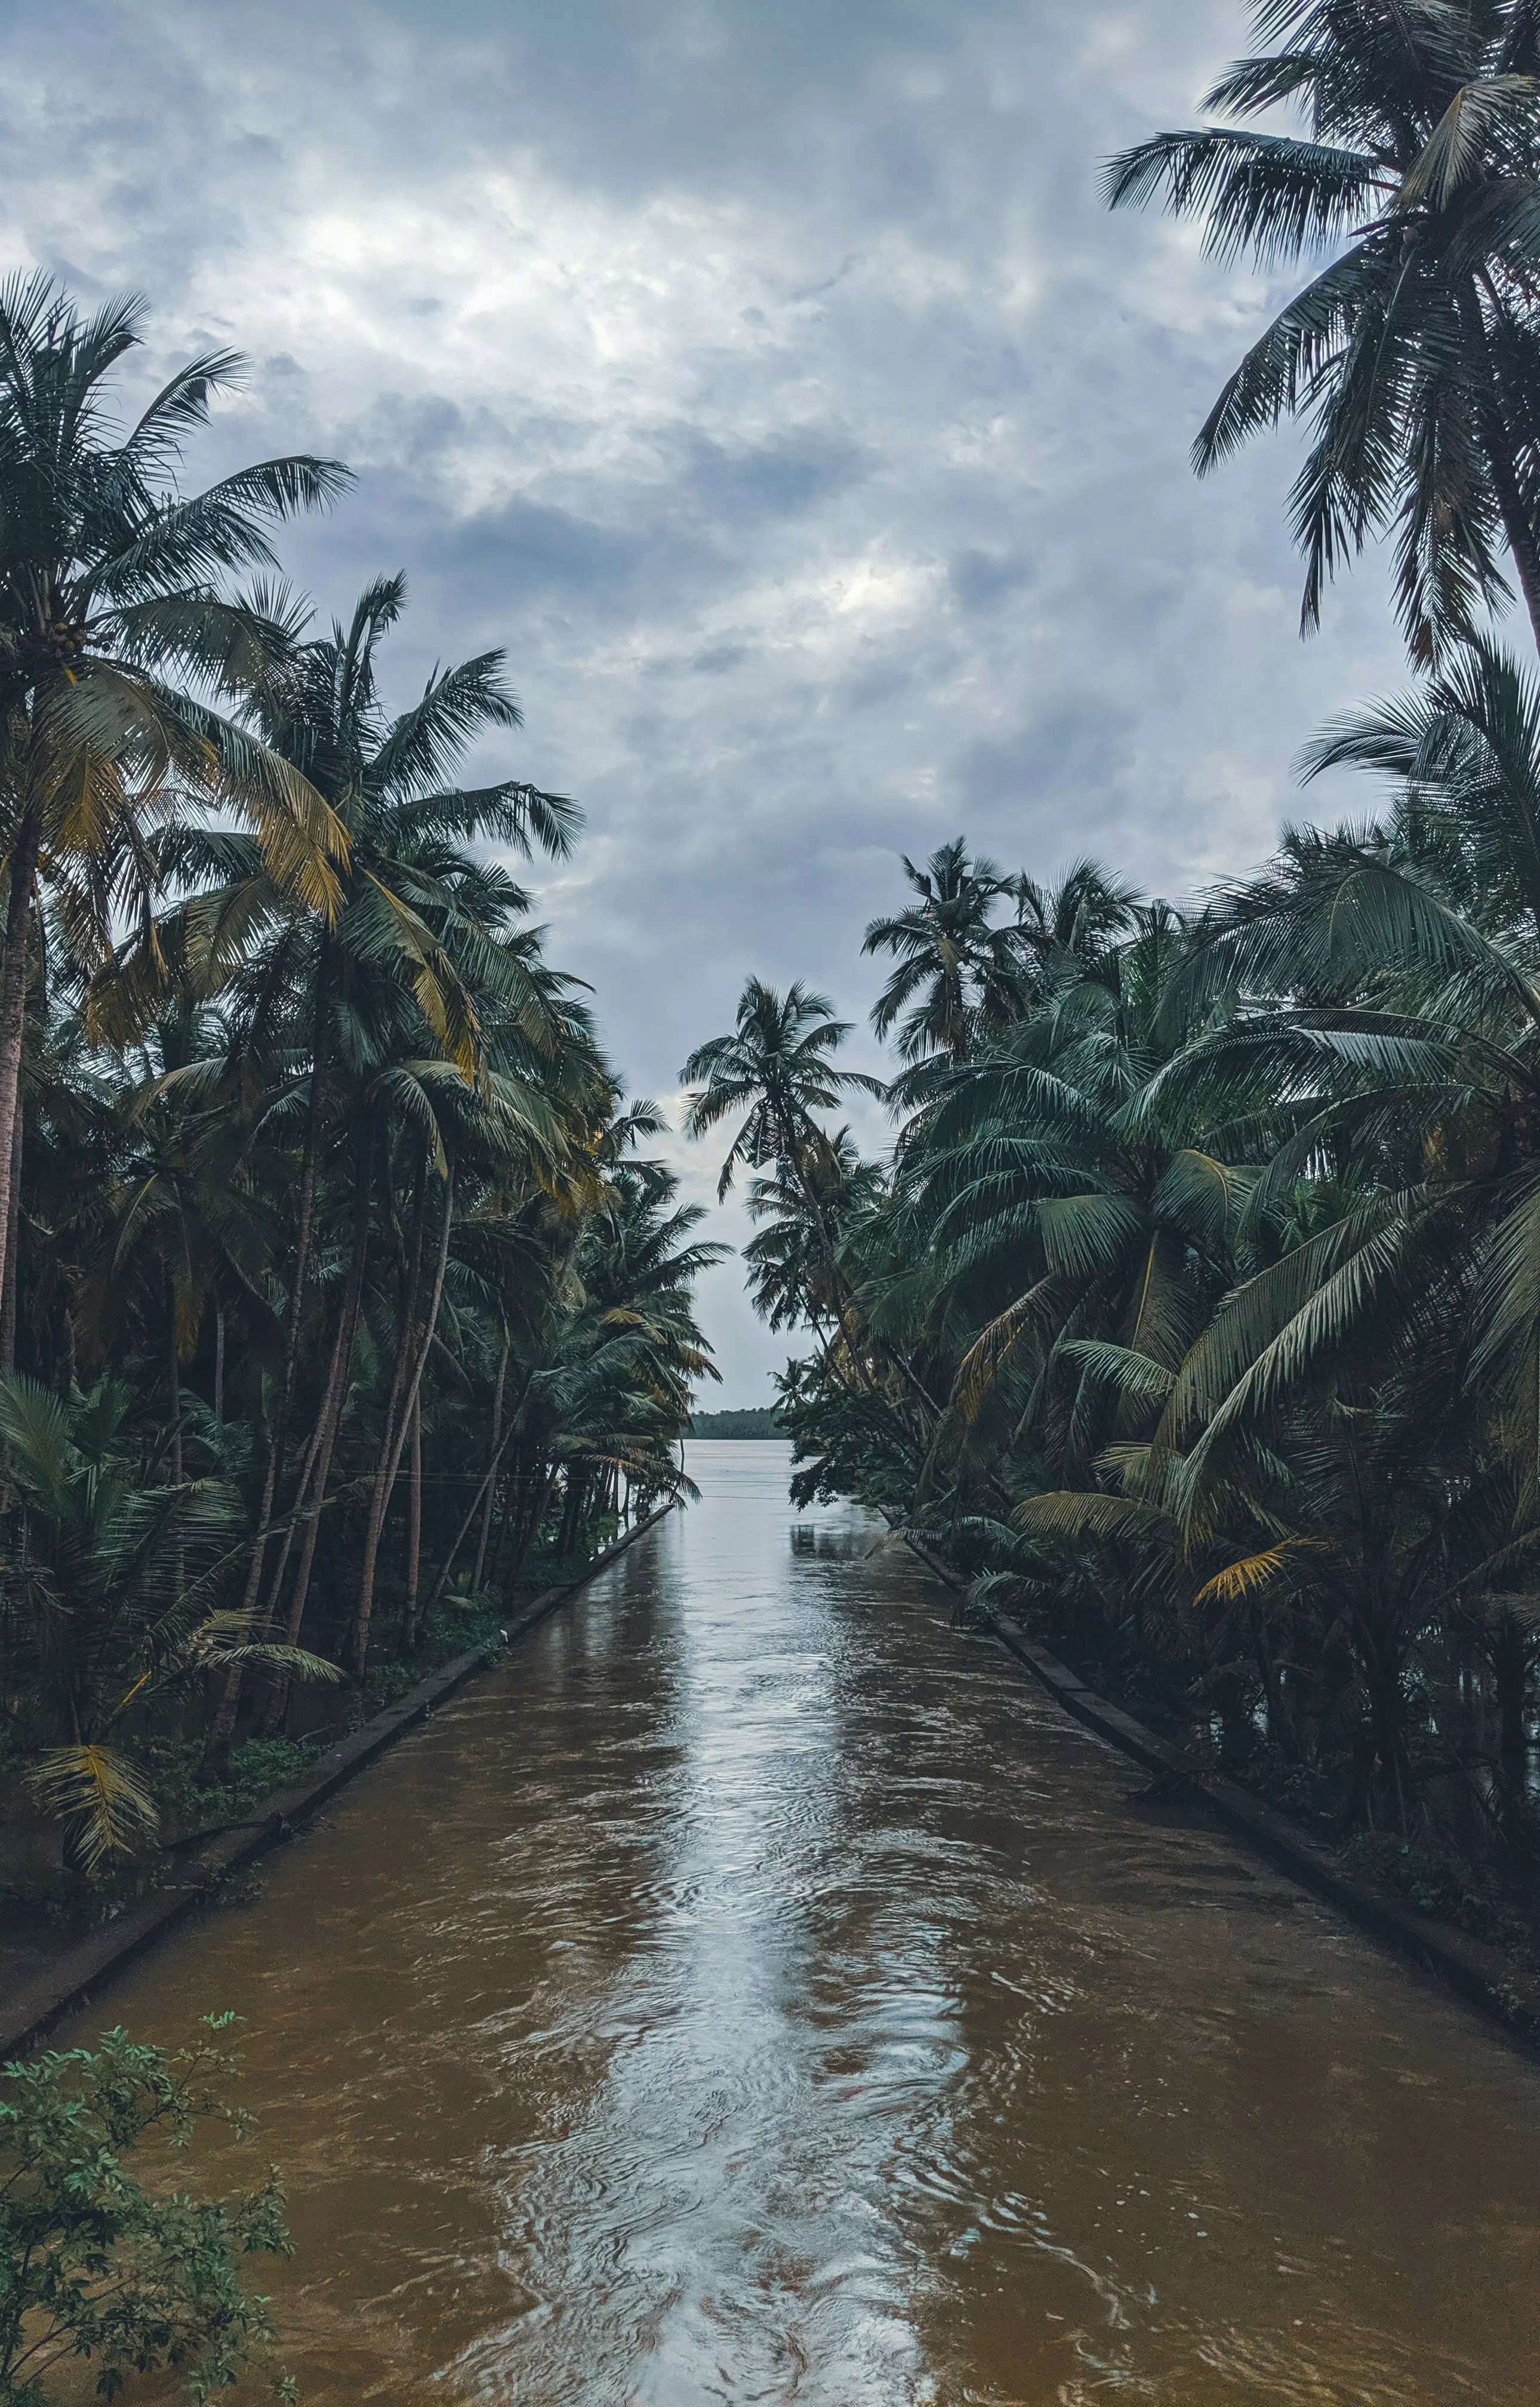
[64,1444,1540,2403]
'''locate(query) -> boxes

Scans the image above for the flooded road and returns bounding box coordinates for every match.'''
[64,1442,1540,2403]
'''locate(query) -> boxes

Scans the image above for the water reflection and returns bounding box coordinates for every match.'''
[790,1520,874,1559]
[56,1443,1540,2404]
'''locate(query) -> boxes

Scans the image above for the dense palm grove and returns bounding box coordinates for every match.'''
[0,275,713,1885]
[684,0,1540,1930]
[11,0,1540,1941]
[14,7,1540,2400]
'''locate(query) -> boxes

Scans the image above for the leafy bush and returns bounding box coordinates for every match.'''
[1342,1835,1514,1946]
[0,2018,294,2403]
[143,1737,322,1840]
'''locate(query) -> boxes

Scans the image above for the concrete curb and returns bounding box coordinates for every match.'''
[900,1530,1540,2051]
[0,1504,675,2061]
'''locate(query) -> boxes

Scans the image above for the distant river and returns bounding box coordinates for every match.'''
[61,1441,1540,2403]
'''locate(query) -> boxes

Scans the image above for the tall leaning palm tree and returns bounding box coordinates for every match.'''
[0,274,350,1334]
[1106,0,1540,661]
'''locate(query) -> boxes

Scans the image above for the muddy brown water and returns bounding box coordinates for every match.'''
[54,1442,1540,2403]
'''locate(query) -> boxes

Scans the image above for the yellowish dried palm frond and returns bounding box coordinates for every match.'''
[26,1744,160,1869]
[1193,1541,1312,1609]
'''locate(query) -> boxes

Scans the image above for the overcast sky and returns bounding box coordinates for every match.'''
[4,0,1430,1399]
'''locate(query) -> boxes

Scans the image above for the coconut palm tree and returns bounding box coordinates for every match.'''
[883,900,1246,1511]
[1015,1318,1520,1830]
[683,978,942,1417]
[0,283,717,1866]
[681,978,881,1199]
[1131,639,1540,1515]
[116,575,582,1722]
[682,979,877,1325]
[98,1000,276,1476]
[862,838,1023,1063]
[1106,0,1540,661]
[0,274,350,1337]
[743,1130,883,1338]
[1013,858,1142,998]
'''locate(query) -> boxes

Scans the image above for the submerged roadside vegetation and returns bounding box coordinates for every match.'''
[686,0,1540,1946]
[0,273,716,1911]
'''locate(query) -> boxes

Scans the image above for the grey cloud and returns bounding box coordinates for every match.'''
[670,426,870,522]
[957,696,1138,826]
[0,0,1442,1397]
[949,548,1033,611]
[443,497,654,604]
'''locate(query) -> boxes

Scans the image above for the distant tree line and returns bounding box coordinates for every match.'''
[689,1406,782,1439]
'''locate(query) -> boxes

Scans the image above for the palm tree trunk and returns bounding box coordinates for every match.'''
[1493,1609,1534,1860]
[557,1469,584,1558]
[1467,277,1540,654]
[402,1392,423,1651]
[167,1277,182,1486]
[1486,440,1540,655]
[0,806,40,1338]
[258,1150,374,1733]
[168,1272,184,1609]
[251,1270,357,1722]
[471,1338,510,1592]
[201,981,332,1775]
[426,1409,525,1626]
[1251,1605,1299,1765]
[0,1091,21,1377]
[507,1466,556,1587]
[790,1121,940,1425]
[289,1135,373,1623]
[350,1160,455,1678]
[212,1301,225,1421]
[493,1456,550,1592]
[252,972,331,1559]
[264,1294,350,1626]
[489,1460,529,1588]
[1354,1608,1415,1835]
[379,1153,430,1461]
[808,1185,938,1425]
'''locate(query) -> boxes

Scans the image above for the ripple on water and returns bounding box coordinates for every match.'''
[44,1448,1540,2407]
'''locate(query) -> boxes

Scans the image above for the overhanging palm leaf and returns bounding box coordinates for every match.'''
[26,1746,160,1872]
[1107,1,1540,657]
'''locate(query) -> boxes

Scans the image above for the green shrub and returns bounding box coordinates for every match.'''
[0,2017,294,2402]
[1343,1834,1508,1943]
[144,1737,321,1838]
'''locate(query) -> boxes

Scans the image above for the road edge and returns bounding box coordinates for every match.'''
[900,1530,1540,2052]
[0,1504,675,2060]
